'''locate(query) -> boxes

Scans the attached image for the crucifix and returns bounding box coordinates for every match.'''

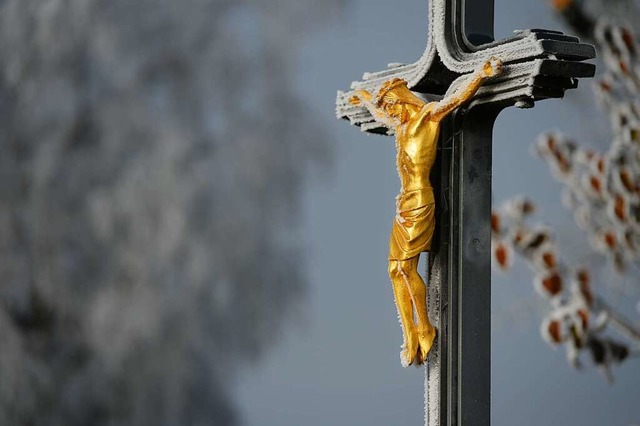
[335,1,595,425]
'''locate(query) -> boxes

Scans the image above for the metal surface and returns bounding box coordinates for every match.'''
[426,102,498,426]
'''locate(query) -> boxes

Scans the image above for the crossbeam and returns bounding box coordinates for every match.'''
[336,1,595,134]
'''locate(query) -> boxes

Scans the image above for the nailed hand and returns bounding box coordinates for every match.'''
[482,56,504,78]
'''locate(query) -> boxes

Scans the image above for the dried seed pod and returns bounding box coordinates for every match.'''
[614,166,637,194]
[541,317,566,345]
[617,27,637,58]
[589,154,607,175]
[572,268,594,308]
[532,242,558,271]
[491,239,512,271]
[583,174,605,198]
[535,271,563,299]
[592,229,618,252]
[535,134,575,178]
[607,194,629,224]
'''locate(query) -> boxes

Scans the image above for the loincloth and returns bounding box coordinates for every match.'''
[388,187,436,261]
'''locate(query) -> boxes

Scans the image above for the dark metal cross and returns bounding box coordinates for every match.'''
[335,1,595,425]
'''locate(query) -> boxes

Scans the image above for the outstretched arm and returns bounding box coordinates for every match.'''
[349,89,383,116]
[349,89,401,128]
[349,89,374,104]
[430,57,503,122]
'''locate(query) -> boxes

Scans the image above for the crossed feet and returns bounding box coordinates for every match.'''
[401,322,437,367]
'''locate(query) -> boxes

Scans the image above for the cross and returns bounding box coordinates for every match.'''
[335,1,595,425]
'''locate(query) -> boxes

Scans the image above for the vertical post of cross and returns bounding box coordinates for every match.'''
[427,6,497,425]
[429,103,499,426]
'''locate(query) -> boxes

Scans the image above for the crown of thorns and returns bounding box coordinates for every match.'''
[374,78,409,106]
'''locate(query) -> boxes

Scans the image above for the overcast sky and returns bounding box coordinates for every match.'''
[234,1,640,425]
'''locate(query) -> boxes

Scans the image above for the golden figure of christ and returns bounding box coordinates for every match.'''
[350,57,503,367]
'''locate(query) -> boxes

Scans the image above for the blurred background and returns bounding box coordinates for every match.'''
[0,0,638,425]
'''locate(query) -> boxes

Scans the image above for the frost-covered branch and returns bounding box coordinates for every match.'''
[492,197,640,381]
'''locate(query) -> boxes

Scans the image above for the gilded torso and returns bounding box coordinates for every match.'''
[395,104,439,208]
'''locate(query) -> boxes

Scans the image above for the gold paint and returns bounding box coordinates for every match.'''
[350,57,503,366]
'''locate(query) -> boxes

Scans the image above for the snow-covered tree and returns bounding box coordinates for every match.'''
[0,0,343,424]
